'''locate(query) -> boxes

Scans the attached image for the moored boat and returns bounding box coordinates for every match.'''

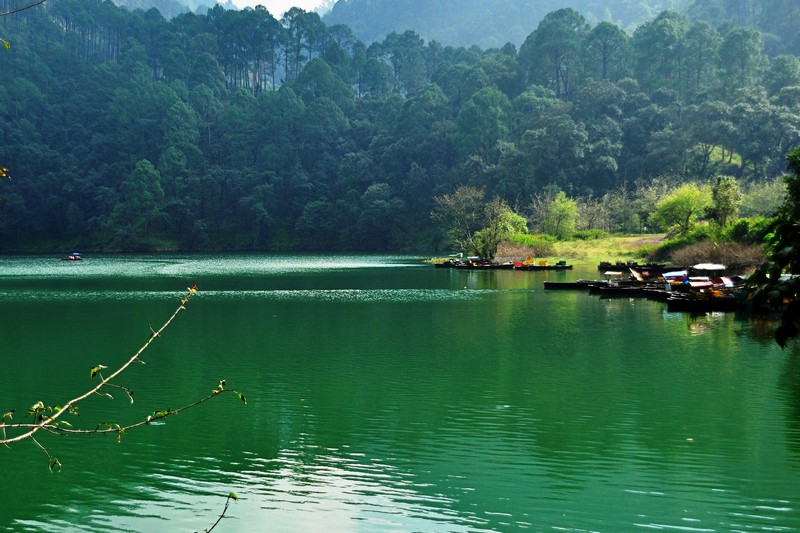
[665,294,742,312]
[516,260,573,271]
[543,280,600,290]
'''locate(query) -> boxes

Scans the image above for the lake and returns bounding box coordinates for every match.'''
[1,254,799,532]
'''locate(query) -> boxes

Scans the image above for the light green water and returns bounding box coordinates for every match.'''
[1,254,799,532]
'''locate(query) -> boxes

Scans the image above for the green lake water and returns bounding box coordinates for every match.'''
[1,254,799,532]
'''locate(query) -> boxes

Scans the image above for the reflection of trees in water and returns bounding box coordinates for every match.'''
[778,345,800,456]
[743,315,782,344]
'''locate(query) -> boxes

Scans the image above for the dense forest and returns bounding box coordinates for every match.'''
[324,0,693,49]
[0,0,799,252]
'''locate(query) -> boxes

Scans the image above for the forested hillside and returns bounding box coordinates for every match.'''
[112,0,218,19]
[0,1,798,252]
[324,0,692,48]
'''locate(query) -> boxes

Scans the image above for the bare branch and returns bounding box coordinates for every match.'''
[0,0,47,17]
[0,285,213,448]
[200,492,239,533]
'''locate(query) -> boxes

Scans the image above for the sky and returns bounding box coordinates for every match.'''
[229,0,329,17]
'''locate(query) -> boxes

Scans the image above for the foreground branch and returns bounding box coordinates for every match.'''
[200,492,239,533]
[0,0,47,17]
[1,285,246,464]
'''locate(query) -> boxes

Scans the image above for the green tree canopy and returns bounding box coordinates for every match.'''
[648,182,711,235]
[473,197,527,259]
[751,145,800,347]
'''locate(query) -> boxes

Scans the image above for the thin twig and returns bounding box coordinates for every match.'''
[201,493,238,533]
[0,0,47,17]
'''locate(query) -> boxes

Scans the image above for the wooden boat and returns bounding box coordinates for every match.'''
[596,285,649,297]
[665,294,742,312]
[598,260,672,277]
[543,280,601,290]
[643,288,672,301]
[452,259,512,270]
[516,260,573,271]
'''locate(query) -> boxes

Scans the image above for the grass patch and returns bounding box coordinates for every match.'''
[495,234,665,265]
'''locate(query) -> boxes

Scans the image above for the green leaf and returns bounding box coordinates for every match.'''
[234,391,247,405]
[48,458,62,473]
[90,365,108,379]
[229,492,239,501]
[27,401,44,416]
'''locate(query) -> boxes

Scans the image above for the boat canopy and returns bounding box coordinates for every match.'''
[693,263,725,271]
[662,270,688,279]
[713,276,735,287]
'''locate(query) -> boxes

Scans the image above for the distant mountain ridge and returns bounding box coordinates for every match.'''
[323,0,691,48]
[111,0,228,18]
[110,0,333,20]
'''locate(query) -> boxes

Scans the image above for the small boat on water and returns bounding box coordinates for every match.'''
[434,255,572,271]
[665,294,742,312]
[598,260,670,275]
[61,252,82,261]
[515,259,573,271]
[596,285,649,297]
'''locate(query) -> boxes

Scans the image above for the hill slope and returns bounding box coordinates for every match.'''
[323,0,690,47]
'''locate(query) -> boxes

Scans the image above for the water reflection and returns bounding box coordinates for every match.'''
[2,255,800,532]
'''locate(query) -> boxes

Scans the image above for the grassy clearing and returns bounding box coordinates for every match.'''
[496,234,666,266]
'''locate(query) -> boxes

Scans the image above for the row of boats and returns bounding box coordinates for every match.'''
[435,256,573,271]
[435,256,752,313]
[544,263,747,313]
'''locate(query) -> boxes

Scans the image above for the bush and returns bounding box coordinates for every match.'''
[573,229,610,240]
[497,233,557,259]
[723,217,771,244]
[645,225,711,261]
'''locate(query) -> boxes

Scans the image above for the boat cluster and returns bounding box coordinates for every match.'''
[435,256,573,271]
[545,262,748,313]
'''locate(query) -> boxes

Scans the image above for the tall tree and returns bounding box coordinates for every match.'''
[455,87,511,161]
[682,21,721,97]
[473,197,527,260]
[750,145,800,347]
[540,190,578,239]
[632,10,689,97]
[519,8,588,100]
[431,185,485,254]
[718,26,767,93]
[709,175,741,227]
[106,159,165,244]
[582,21,631,82]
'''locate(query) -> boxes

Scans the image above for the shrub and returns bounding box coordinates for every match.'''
[646,225,714,261]
[723,217,771,244]
[498,233,557,258]
[573,229,610,240]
